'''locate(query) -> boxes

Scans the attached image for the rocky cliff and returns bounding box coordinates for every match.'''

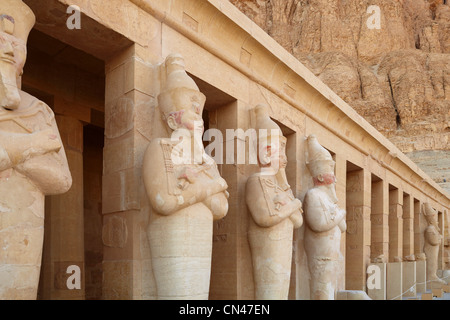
[230,0,450,193]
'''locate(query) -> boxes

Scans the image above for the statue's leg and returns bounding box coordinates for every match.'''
[148,206,213,300]
[0,217,44,299]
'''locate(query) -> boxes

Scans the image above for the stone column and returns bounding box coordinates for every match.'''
[389,188,403,262]
[414,199,426,257]
[371,179,389,260]
[445,210,450,270]
[40,115,84,300]
[208,100,254,300]
[345,168,371,290]
[403,194,414,258]
[101,44,158,300]
[414,199,427,293]
[335,154,347,292]
[438,211,445,271]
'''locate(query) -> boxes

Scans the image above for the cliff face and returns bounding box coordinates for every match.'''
[230,0,450,193]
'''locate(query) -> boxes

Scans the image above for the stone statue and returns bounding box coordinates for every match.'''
[142,53,228,300]
[246,104,303,300]
[423,202,447,288]
[0,0,72,299]
[303,134,346,300]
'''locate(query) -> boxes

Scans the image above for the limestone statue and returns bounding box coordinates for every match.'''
[142,53,229,300]
[0,0,72,299]
[303,134,346,300]
[423,202,447,287]
[246,104,303,300]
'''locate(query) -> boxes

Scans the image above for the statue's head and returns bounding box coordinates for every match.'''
[306,135,336,186]
[252,104,287,172]
[158,53,206,136]
[423,202,439,227]
[0,0,35,110]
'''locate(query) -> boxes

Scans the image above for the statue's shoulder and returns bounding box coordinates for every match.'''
[19,90,53,115]
[304,188,328,210]
[305,187,324,199]
[247,173,275,188]
[246,174,262,189]
[246,174,271,198]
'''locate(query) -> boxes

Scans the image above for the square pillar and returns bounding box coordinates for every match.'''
[345,167,371,290]
[371,179,389,260]
[403,194,414,258]
[414,199,425,258]
[438,211,445,270]
[445,210,450,270]
[208,100,254,300]
[389,187,403,262]
[335,154,347,292]
[102,44,158,300]
[387,262,403,300]
[40,116,85,300]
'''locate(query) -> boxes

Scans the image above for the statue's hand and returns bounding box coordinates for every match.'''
[289,209,303,229]
[273,193,294,210]
[5,129,62,165]
[338,219,347,232]
[33,129,62,154]
[205,192,228,221]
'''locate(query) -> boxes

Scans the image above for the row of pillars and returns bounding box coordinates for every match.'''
[35,43,449,299]
[344,165,447,296]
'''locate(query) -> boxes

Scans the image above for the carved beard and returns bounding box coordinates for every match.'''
[0,61,20,110]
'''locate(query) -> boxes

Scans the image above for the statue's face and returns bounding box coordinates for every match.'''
[0,24,27,110]
[168,89,205,135]
[258,133,286,172]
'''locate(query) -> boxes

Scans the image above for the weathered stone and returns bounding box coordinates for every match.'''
[231,0,450,194]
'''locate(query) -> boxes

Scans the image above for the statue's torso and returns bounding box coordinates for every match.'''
[304,188,342,260]
[0,92,55,218]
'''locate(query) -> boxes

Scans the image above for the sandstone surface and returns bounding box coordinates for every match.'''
[230,0,450,193]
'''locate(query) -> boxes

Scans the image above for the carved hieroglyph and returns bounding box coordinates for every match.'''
[142,54,228,300]
[246,104,303,300]
[423,202,447,288]
[0,0,72,300]
[303,134,346,300]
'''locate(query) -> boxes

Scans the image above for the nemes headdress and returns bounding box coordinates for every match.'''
[158,53,206,120]
[306,134,335,178]
[0,0,35,42]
